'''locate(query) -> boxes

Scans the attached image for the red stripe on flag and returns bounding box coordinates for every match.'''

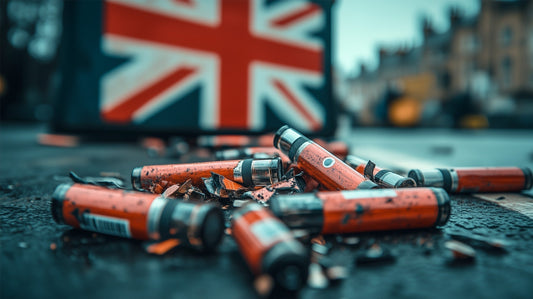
[272,79,321,131]
[270,3,321,28]
[102,67,197,123]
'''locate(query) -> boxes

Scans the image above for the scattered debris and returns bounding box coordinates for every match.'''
[233,199,250,208]
[307,263,329,289]
[253,274,274,297]
[337,235,360,246]
[444,240,476,262]
[417,236,435,255]
[243,176,303,204]
[448,232,510,253]
[166,137,190,158]
[203,172,248,199]
[355,243,395,266]
[145,239,181,255]
[311,242,330,257]
[69,171,125,189]
[161,179,205,200]
[325,265,349,282]
[162,184,182,199]
[18,242,28,249]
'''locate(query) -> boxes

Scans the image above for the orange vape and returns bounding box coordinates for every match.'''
[269,187,450,235]
[231,202,308,292]
[408,167,532,193]
[274,125,377,190]
[132,158,283,192]
[51,183,224,251]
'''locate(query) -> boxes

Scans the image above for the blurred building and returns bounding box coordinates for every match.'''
[345,0,533,127]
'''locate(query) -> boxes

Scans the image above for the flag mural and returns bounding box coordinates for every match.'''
[55,0,335,135]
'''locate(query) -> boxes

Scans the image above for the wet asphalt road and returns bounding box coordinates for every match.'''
[1,123,533,298]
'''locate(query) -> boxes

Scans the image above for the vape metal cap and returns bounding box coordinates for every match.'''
[273,125,290,150]
[408,169,446,189]
[262,239,309,292]
[193,203,225,251]
[374,171,417,188]
[157,200,225,252]
[233,158,283,186]
[431,187,451,227]
[269,193,324,234]
[131,167,143,191]
[273,125,310,161]
[522,167,533,189]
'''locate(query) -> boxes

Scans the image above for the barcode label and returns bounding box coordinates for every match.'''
[81,214,132,238]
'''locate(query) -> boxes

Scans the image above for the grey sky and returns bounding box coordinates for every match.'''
[334,0,480,76]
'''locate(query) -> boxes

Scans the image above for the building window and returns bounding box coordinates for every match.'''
[501,56,513,88]
[461,34,478,54]
[501,26,513,46]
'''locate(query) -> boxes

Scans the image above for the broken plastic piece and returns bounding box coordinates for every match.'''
[243,176,304,204]
[445,240,476,261]
[307,263,329,289]
[162,179,205,200]
[69,171,125,189]
[325,265,349,281]
[448,232,510,253]
[145,239,181,255]
[203,172,248,199]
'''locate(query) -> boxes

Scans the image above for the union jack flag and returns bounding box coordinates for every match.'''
[98,0,332,133]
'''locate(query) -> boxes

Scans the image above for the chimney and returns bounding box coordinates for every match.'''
[449,6,462,28]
